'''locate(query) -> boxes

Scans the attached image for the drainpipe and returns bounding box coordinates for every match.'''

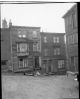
[65,34,69,72]
[10,27,13,71]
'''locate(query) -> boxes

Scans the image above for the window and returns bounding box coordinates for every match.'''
[68,35,72,44]
[53,37,56,43]
[33,43,40,52]
[44,37,47,43]
[54,48,60,55]
[18,30,26,38]
[1,34,4,41]
[18,34,26,38]
[18,35,22,38]
[58,60,64,68]
[65,17,69,30]
[57,37,59,43]
[44,49,48,56]
[57,48,60,55]
[19,58,23,68]
[53,37,59,43]
[37,42,40,52]
[72,12,77,28]
[66,15,74,29]
[18,43,27,52]
[71,56,74,65]
[68,15,72,26]
[68,34,77,45]
[22,34,26,38]
[66,17,68,27]
[33,31,37,38]
[1,60,7,65]
[33,44,37,51]
[74,56,78,71]
[54,49,56,55]
[74,12,77,27]
[74,33,78,43]
[23,59,28,68]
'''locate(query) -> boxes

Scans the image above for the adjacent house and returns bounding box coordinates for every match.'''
[1,28,11,72]
[63,4,78,72]
[40,32,66,74]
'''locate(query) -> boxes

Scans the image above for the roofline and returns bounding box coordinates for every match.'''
[10,25,40,29]
[1,28,9,29]
[62,4,77,18]
[1,28,10,31]
[40,32,65,34]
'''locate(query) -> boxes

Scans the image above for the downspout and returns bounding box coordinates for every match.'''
[10,27,13,71]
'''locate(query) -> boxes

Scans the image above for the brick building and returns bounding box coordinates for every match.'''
[1,21,66,74]
[1,23,41,73]
[40,32,66,74]
[1,28,11,72]
[63,4,78,72]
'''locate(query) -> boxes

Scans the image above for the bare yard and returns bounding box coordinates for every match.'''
[2,74,79,99]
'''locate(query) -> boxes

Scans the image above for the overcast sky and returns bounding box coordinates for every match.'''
[1,3,76,33]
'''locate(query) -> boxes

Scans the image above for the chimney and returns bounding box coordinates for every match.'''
[2,18,8,28]
[9,19,12,27]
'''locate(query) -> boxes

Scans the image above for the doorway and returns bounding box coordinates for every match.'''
[35,56,39,68]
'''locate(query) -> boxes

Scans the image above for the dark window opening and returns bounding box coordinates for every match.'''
[1,60,7,65]
[35,57,39,68]
[19,58,23,61]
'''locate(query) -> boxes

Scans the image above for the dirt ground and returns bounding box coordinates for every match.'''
[2,74,79,99]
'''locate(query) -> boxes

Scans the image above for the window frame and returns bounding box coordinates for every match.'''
[17,43,28,52]
[72,12,77,28]
[54,48,60,55]
[44,36,47,43]
[33,43,38,52]
[44,49,48,56]
[58,60,64,69]
[53,37,59,43]
[33,31,37,38]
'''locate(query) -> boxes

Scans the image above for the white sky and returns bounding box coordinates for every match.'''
[1,3,76,33]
